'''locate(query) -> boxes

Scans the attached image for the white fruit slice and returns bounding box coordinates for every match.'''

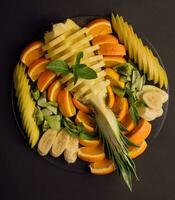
[142,91,163,110]
[37,129,58,156]
[142,85,168,103]
[137,107,163,121]
[50,129,70,157]
[64,135,79,164]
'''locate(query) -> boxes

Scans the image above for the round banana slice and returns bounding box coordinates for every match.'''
[137,107,163,121]
[142,85,168,103]
[64,135,79,164]
[142,91,163,110]
[137,107,157,121]
[37,129,58,156]
[50,128,70,158]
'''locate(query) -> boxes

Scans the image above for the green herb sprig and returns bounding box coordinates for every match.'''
[47,52,97,85]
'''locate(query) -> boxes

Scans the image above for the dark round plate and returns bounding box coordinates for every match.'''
[11,15,169,174]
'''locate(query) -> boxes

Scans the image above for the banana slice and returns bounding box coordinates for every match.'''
[37,129,58,156]
[64,135,79,164]
[142,85,168,103]
[50,128,70,157]
[142,91,163,110]
[137,107,163,121]
[137,107,157,121]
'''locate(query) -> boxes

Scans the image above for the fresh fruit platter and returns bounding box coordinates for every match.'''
[12,14,169,191]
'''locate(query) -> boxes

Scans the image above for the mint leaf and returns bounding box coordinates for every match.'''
[76,51,83,65]
[32,89,40,101]
[73,65,79,85]
[77,65,97,79]
[129,105,139,124]
[47,60,69,75]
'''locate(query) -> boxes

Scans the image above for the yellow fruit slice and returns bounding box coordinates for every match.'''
[112,14,168,88]
[13,63,40,148]
[89,159,116,175]
[78,146,105,162]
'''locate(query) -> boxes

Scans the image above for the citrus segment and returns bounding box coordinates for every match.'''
[78,146,105,162]
[48,79,61,102]
[73,98,92,113]
[90,159,116,175]
[98,43,126,56]
[127,119,152,145]
[79,139,101,147]
[57,89,76,117]
[128,140,147,159]
[106,85,115,108]
[92,34,118,46]
[103,56,126,67]
[20,41,44,66]
[75,111,96,132]
[86,19,112,38]
[37,70,56,92]
[28,58,49,81]
[112,96,128,121]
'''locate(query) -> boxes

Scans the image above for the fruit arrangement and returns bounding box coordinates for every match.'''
[13,14,169,191]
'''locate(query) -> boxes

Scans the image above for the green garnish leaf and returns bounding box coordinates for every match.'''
[129,105,139,124]
[32,89,40,101]
[77,64,97,80]
[118,121,128,132]
[135,99,146,107]
[75,51,83,65]
[47,60,69,75]
[112,87,125,97]
[72,52,97,85]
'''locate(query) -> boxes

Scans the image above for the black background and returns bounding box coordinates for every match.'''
[0,0,175,199]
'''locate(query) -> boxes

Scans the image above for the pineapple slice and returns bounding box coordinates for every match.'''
[112,14,168,88]
[44,19,80,43]
[13,63,40,148]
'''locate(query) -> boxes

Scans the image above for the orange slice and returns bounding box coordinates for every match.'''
[105,68,125,89]
[37,70,56,92]
[79,139,101,147]
[20,41,44,66]
[28,58,49,81]
[112,96,129,122]
[75,111,96,132]
[106,85,115,108]
[48,79,61,102]
[103,56,126,67]
[86,19,112,38]
[98,43,126,56]
[121,111,136,133]
[128,140,147,159]
[127,119,152,145]
[73,98,92,113]
[92,34,118,46]
[90,159,116,175]
[78,146,105,162]
[57,89,76,117]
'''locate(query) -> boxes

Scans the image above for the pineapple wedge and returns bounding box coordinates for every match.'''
[13,63,40,147]
[111,14,168,88]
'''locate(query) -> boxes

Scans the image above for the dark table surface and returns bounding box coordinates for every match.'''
[0,0,175,199]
